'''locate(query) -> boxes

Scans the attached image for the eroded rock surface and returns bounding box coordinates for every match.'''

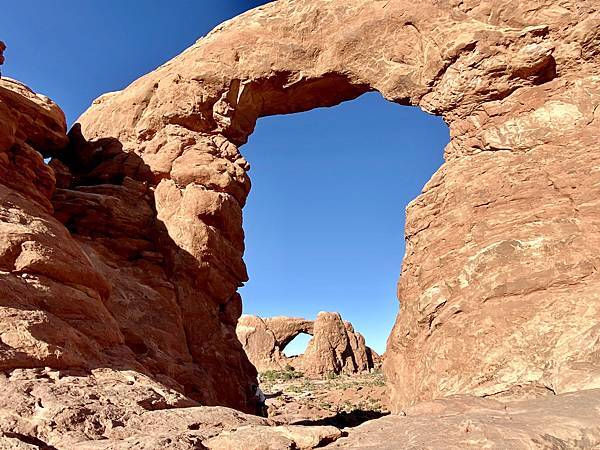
[0,0,599,447]
[75,0,600,411]
[325,389,600,449]
[237,313,379,376]
[237,315,314,372]
[301,312,378,377]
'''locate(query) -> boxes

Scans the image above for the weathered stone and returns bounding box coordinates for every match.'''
[0,0,599,446]
[237,315,313,372]
[0,41,5,70]
[237,313,377,376]
[75,0,600,411]
[301,312,375,377]
[0,52,256,435]
[325,389,600,449]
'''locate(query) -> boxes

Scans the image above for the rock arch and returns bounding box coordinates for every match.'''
[76,0,600,411]
[237,313,380,376]
[1,0,599,419]
[78,0,600,410]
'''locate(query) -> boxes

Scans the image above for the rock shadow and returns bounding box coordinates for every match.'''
[5,123,258,413]
[293,409,389,428]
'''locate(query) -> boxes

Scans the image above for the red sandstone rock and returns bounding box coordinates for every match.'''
[0,41,5,68]
[301,312,375,377]
[325,389,600,449]
[0,0,599,447]
[236,315,313,372]
[75,0,600,411]
[237,313,377,376]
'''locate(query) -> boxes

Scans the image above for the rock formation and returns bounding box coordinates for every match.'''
[0,71,257,414]
[301,312,378,377]
[237,312,379,376]
[73,0,600,411]
[0,68,340,449]
[0,41,5,71]
[237,315,313,372]
[0,0,599,447]
[325,390,600,449]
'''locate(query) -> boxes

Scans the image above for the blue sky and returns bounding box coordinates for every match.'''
[2,2,448,354]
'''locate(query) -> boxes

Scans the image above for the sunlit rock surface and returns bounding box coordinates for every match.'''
[1,0,600,447]
[237,312,379,376]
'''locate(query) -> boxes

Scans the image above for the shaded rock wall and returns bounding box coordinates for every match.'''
[0,76,256,416]
[75,0,600,412]
[237,312,379,376]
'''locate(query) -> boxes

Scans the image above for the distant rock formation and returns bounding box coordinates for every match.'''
[237,312,380,376]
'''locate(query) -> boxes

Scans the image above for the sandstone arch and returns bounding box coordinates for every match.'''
[75,0,600,411]
[0,0,598,422]
[237,313,380,376]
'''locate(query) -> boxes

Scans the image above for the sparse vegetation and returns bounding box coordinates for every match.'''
[260,366,304,383]
[259,369,389,425]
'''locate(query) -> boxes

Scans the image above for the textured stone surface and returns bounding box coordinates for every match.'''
[0,73,257,416]
[0,41,5,69]
[325,389,600,449]
[237,313,378,376]
[301,312,377,377]
[0,368,344,449]
[75,0,600,411]
[237,315,313,372]
[0,0,599,446]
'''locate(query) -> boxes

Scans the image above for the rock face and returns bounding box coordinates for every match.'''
[0,0,599,446]
[74,0,600,412]
[237,313,379,376]
[325,389,600,449]
[0,52,257,447]
[0,41,5,68]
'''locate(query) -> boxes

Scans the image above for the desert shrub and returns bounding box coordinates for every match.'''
[260,367,304,382]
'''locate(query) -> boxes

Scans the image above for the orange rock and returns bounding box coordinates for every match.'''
[77,0,600,411]
[237,313,377,376]
[1,0,600,447]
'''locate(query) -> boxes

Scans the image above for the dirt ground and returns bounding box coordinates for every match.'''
[259,368,389,427]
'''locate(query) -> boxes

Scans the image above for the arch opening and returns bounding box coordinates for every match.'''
[282,332,312,358]
[238,91,449,356]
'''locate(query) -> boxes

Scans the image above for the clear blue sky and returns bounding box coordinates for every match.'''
[2,2,448,354]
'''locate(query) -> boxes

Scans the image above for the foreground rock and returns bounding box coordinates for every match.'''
[1,0,600,446]
[326,389,600,449]
[0,45,256,413]
[237,313,380,376]
[0,367,340,449]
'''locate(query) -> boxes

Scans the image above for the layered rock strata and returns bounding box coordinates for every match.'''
[237,312,379,376]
